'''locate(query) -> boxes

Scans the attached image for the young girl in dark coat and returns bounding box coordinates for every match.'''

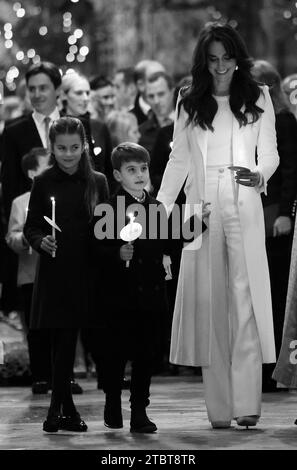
[24,116,109,432]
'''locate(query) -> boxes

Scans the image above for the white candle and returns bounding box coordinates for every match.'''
[51,197,56,258]
[25,207,32,255]
[126,212,135,268]
[128,212,135,236]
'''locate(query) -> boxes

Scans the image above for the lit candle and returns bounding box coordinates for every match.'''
[126,212,135,268]
[51,197,56,258]
[25,207,32,255]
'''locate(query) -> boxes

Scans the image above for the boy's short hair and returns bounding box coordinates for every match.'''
[111,142,150,171]
[21,147,51,176]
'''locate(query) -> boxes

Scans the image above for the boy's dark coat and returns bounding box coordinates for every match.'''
[91,188,168,355]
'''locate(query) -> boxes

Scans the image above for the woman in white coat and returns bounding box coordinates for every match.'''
[157,23,279,429]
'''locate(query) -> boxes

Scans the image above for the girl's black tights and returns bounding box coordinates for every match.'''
[48,328,78,417]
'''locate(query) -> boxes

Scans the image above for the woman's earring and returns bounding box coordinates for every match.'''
[235,65,239,71]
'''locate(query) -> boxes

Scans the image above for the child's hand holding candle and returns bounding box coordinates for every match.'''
[120,243,134,265]
[40,235,57,256]
[119,212,142,268]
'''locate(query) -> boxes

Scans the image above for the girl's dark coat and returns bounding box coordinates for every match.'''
[24,164,109,328]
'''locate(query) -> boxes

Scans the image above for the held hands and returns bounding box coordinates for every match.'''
[235,169,261,187]
[273,216,292,237]
[40,235,57,255]
[202,202,211,220]
[120,242,134,262]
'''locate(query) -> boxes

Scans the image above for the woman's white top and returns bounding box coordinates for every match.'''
[207,95,233,167]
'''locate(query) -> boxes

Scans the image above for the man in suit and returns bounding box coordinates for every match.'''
[113,67,137,113]
[131,60,165,126]
[1,61,61,222]
[139,71,175,156]
[89,76,116,122]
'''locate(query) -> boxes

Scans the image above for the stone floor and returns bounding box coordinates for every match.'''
[0,376,297,452]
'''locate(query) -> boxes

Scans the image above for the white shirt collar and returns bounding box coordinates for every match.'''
[139,95,151,115]
[32,107,60,124]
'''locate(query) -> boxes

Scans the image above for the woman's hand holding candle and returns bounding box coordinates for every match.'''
[40,235,57,256]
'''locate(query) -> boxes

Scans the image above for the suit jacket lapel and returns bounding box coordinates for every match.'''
[27,114,43,147]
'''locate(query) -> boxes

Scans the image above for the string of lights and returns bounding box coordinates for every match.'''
[0,0,89,92]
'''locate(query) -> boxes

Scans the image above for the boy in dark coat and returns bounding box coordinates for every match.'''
[92,142,172,433]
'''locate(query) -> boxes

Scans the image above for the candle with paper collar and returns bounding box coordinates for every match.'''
[25,207,32,255]
[51,197,56,258]
[126,212,135,268]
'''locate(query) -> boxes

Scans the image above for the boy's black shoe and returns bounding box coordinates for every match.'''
[104,398,123,428]
[59,413,88,432]
[130,408,157,433]
[43,413,61,433]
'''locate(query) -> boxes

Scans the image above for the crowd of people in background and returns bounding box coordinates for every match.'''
[1,22,297,433]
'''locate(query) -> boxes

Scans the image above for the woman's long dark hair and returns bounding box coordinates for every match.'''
[49,116,98,218]
[180,23,264,130]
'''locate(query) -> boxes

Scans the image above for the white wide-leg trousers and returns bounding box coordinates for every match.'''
[201,165,262,422]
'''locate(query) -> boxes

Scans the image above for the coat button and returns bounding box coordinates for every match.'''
[219,168,224,173]
[138,259,143,264]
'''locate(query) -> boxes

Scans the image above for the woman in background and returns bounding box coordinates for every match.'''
[61,71,113,181]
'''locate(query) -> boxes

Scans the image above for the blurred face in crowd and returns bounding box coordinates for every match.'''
[282,75,297,116]
[145,76,173,120]
[52,133,82,175]
[136,61,165,96]
[114,72,128,109]
[28,155,52,180]
[65,76,90,116]
[114,72,136,110]
[127,115,141,143]
[207,41,237,94]
[27,73,59,116]
[94,85,116,116]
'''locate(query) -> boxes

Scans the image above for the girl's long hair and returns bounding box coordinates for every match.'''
[252,60,289,115]
[49,116,98,218]
[180,22,264,130]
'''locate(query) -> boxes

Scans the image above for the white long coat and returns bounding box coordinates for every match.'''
[157,85,279,366]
